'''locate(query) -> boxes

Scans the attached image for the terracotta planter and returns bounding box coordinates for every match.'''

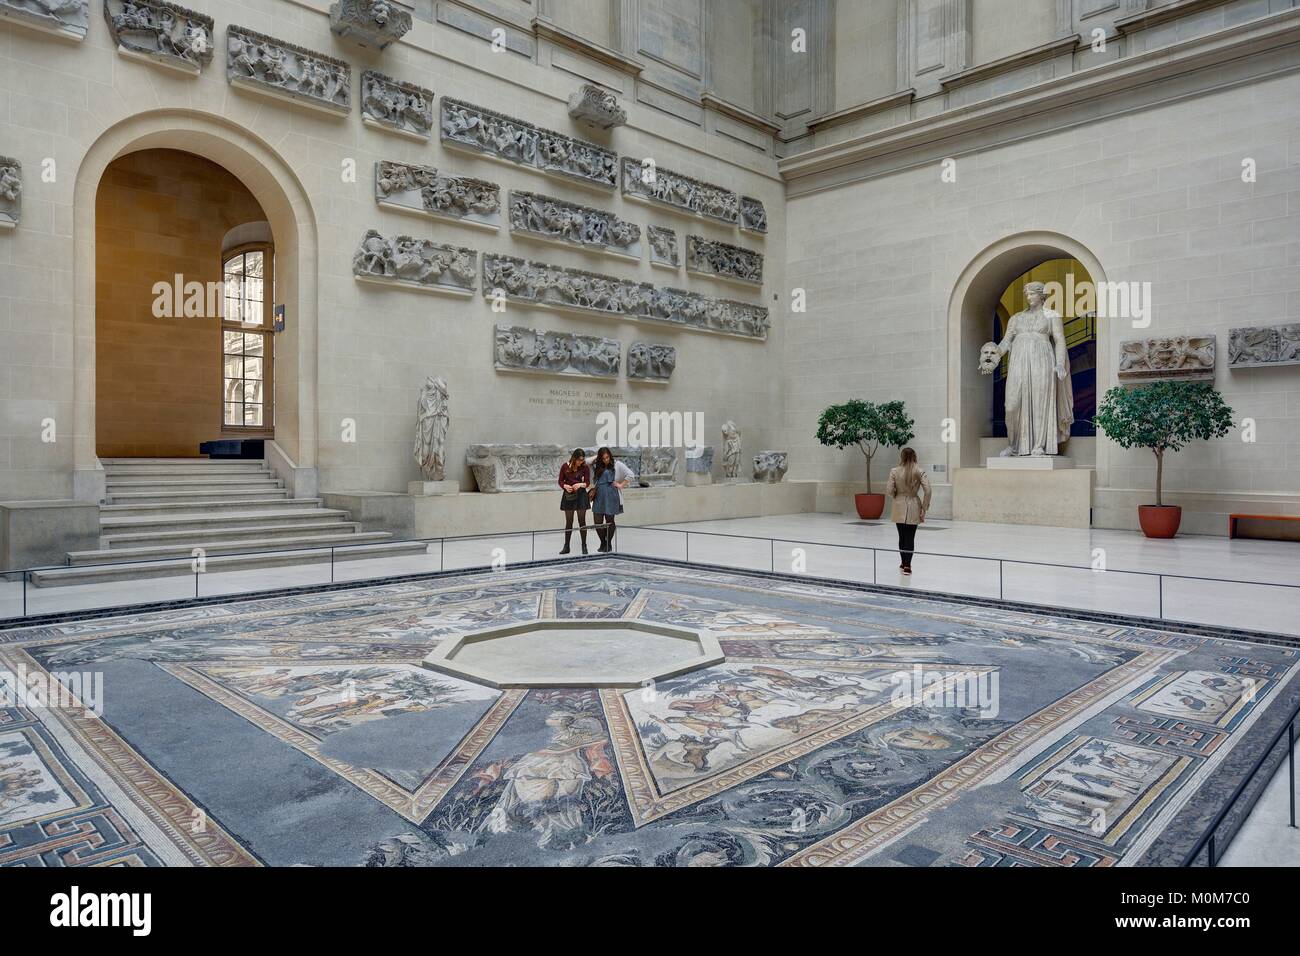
[855,493,886,520]
[1138,505,1182,539]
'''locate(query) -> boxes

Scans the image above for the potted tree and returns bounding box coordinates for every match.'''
[1093,381,1234,538]
[816,399,916,520]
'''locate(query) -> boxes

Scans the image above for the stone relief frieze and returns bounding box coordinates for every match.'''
[507,190,640,258]
[481,253,770,340]
[104,1,213,73]
[375,161,500,228]
[635,447,679,486]
[741,196,768,234]
[686,235,763,285]
[329,0,412,50]
[362,71,432,138]
[686,446,714,474]
[466,444,569,493]
[494,325,621,380]
[441,98,618,190]
[621,157,739,225]
[567,83,626,130]
[0,0,89,41]
[227,26,351,115]
[753,450,788,483]
[1228,324,1300,369]
[627,343,677,382]
[1118,335,1216,383]
[647,226,678,268]
[0,157,21,230]
[352,229,477,294]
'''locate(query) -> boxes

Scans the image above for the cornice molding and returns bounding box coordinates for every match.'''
[1115,0,1235,34]
[939,34,1081,91]
[531,15,644,76]
[806,89,917,133]
[701,92,781,135]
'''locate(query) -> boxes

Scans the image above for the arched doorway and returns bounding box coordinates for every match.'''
[946,232,1108,471]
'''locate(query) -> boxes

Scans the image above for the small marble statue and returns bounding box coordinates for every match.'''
[979,281,1073,457]
[414,375,449,481]
[721,421,741,478]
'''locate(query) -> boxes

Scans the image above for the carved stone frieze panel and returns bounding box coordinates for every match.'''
[627,342,677,382]
[635,447,679,487]
[740,196,768,234]
[0,0,89,41]
[753,450,788,483]
[362,71,432,139]
[1228,324,1300,369]
[686,235,763,285]
[621,157,739,225]
[104,1,213,74]
[375,161,500,228]
[329,0,412,50]
[441,98,618,190]
[494,325,621,380]
[0,157,21,230]
[647,226,678,268]
[686,446,714,474]
[567,83,626,129]
[466,444,569,493]
[352,229,477,295]
[1117,335,1216,383]
[481,253,770,340]
[508,190,640,258]
[227,25,351,115]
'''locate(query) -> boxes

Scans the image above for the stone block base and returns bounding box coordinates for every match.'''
[684,472,713,487]
[953,468,1093,528]
[408,480,460,497]
[986,456,1075,470]
[0,500,101,573]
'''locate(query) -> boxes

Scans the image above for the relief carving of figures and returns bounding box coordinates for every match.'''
[375,161,499,226]
[414,376,450,482]
[567,83,626,130]
[647,227,678,267]
[441,98,617,189]
[621,157,739,224]
[1118,335,1217,383]
[686,235,763,284]
[753,450,788,483]
[329,0,412,50]
[627,343,677,382]
[637,447,679,486]
[721,421,741,478]
[352,229,477,293]
[466,444,569,493]
[0,0,89,40]
[0,157,21,229]
[740,197,768,234]
[494,326,621,380]
[508,190,639,257]
[227,26,351,113]
[105,1,213,72]
[362,72,432,138]
[1227,324,1300,369]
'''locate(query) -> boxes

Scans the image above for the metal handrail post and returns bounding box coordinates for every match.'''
[22,571,28,618]
[770,539,775,572]
[1290,721,1296,829]
[999,561,1003,600]
[330,547,335,584]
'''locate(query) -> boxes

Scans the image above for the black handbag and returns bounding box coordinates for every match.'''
[562,488,582,508]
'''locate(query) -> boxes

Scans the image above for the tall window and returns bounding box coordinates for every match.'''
[221,246,273,430]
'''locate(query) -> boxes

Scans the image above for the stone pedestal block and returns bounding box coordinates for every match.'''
[408,481,460,497]
[986,456,1075,470]
[953,468,1094,529]
[685,472,713,487]
[0,500,101,573]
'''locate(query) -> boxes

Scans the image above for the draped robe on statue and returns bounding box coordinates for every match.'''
[997,307,1074,456]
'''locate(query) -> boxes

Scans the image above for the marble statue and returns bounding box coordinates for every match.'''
[753,451,788,483]
[721,421,741,478]
[414,376,450,482]
[980,281,1073,457]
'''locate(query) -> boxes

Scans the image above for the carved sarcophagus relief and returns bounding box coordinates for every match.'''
[466,444,569,493]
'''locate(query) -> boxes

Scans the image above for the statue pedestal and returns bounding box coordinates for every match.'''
[953,467,1094,528]
[718,477,750,485]
[408,480,460,497]
[685,472,713,487]
[986,456,1075,470]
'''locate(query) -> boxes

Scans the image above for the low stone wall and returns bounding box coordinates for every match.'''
[0,501,101,573]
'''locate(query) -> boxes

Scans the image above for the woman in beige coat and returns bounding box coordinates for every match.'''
[885,447,932,575]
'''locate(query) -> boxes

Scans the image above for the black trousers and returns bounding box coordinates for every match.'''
[896,523,918,568]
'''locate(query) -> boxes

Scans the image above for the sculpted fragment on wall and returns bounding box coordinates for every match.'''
[567,83,626,129]
[686,235,763,285]
[375,161,500,228]
[753,450,788,483]
[441,98,618,189]
[508,190,640,258]
[740,196,768,234]
[621,157,739,225]
[362,71,432,138]
[104,1,213,73]
[647,226,678,268]
[627,343,677,382]
[329,0,412,50]
[1228,324,1300,369]
[227,25,351,115]
[352,229,477,294]
[0,0,89,41]
[481,253,770,340]
[494,325,621,380]
[0,157,20,230]
[466,444,569,493]
[1118,335,1216,383]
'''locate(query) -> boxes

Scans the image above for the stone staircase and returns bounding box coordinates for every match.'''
[29,458,428,587]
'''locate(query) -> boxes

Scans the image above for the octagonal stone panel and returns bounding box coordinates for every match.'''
[422,619,723,689]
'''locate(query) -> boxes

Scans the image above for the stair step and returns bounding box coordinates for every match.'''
[106,476,281,489]
[107,489,290,505]
[30,540,433,587]
[101,497,324,515]
[104,467,271,479]
[103,520,364,547]
[68,531,402,565]
[100,509,350,534]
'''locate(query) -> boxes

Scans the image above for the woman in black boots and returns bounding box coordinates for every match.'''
[557,448,591,555]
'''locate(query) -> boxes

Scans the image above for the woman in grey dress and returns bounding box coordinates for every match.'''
[587,446,633,553]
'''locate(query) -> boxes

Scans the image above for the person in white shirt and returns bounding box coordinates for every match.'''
[586,446,633,553]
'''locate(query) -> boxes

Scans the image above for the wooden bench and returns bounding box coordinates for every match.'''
[1228,514,1300,542]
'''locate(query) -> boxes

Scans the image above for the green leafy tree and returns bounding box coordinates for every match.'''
[815,399,916,495]
[1093,381,1234,507]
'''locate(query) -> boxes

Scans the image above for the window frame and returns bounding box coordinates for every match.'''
[220,242,275,436]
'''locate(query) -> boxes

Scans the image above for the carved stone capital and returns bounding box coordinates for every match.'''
[329,0,412,50]
[753,451,788,483]
[567,83,627,129]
